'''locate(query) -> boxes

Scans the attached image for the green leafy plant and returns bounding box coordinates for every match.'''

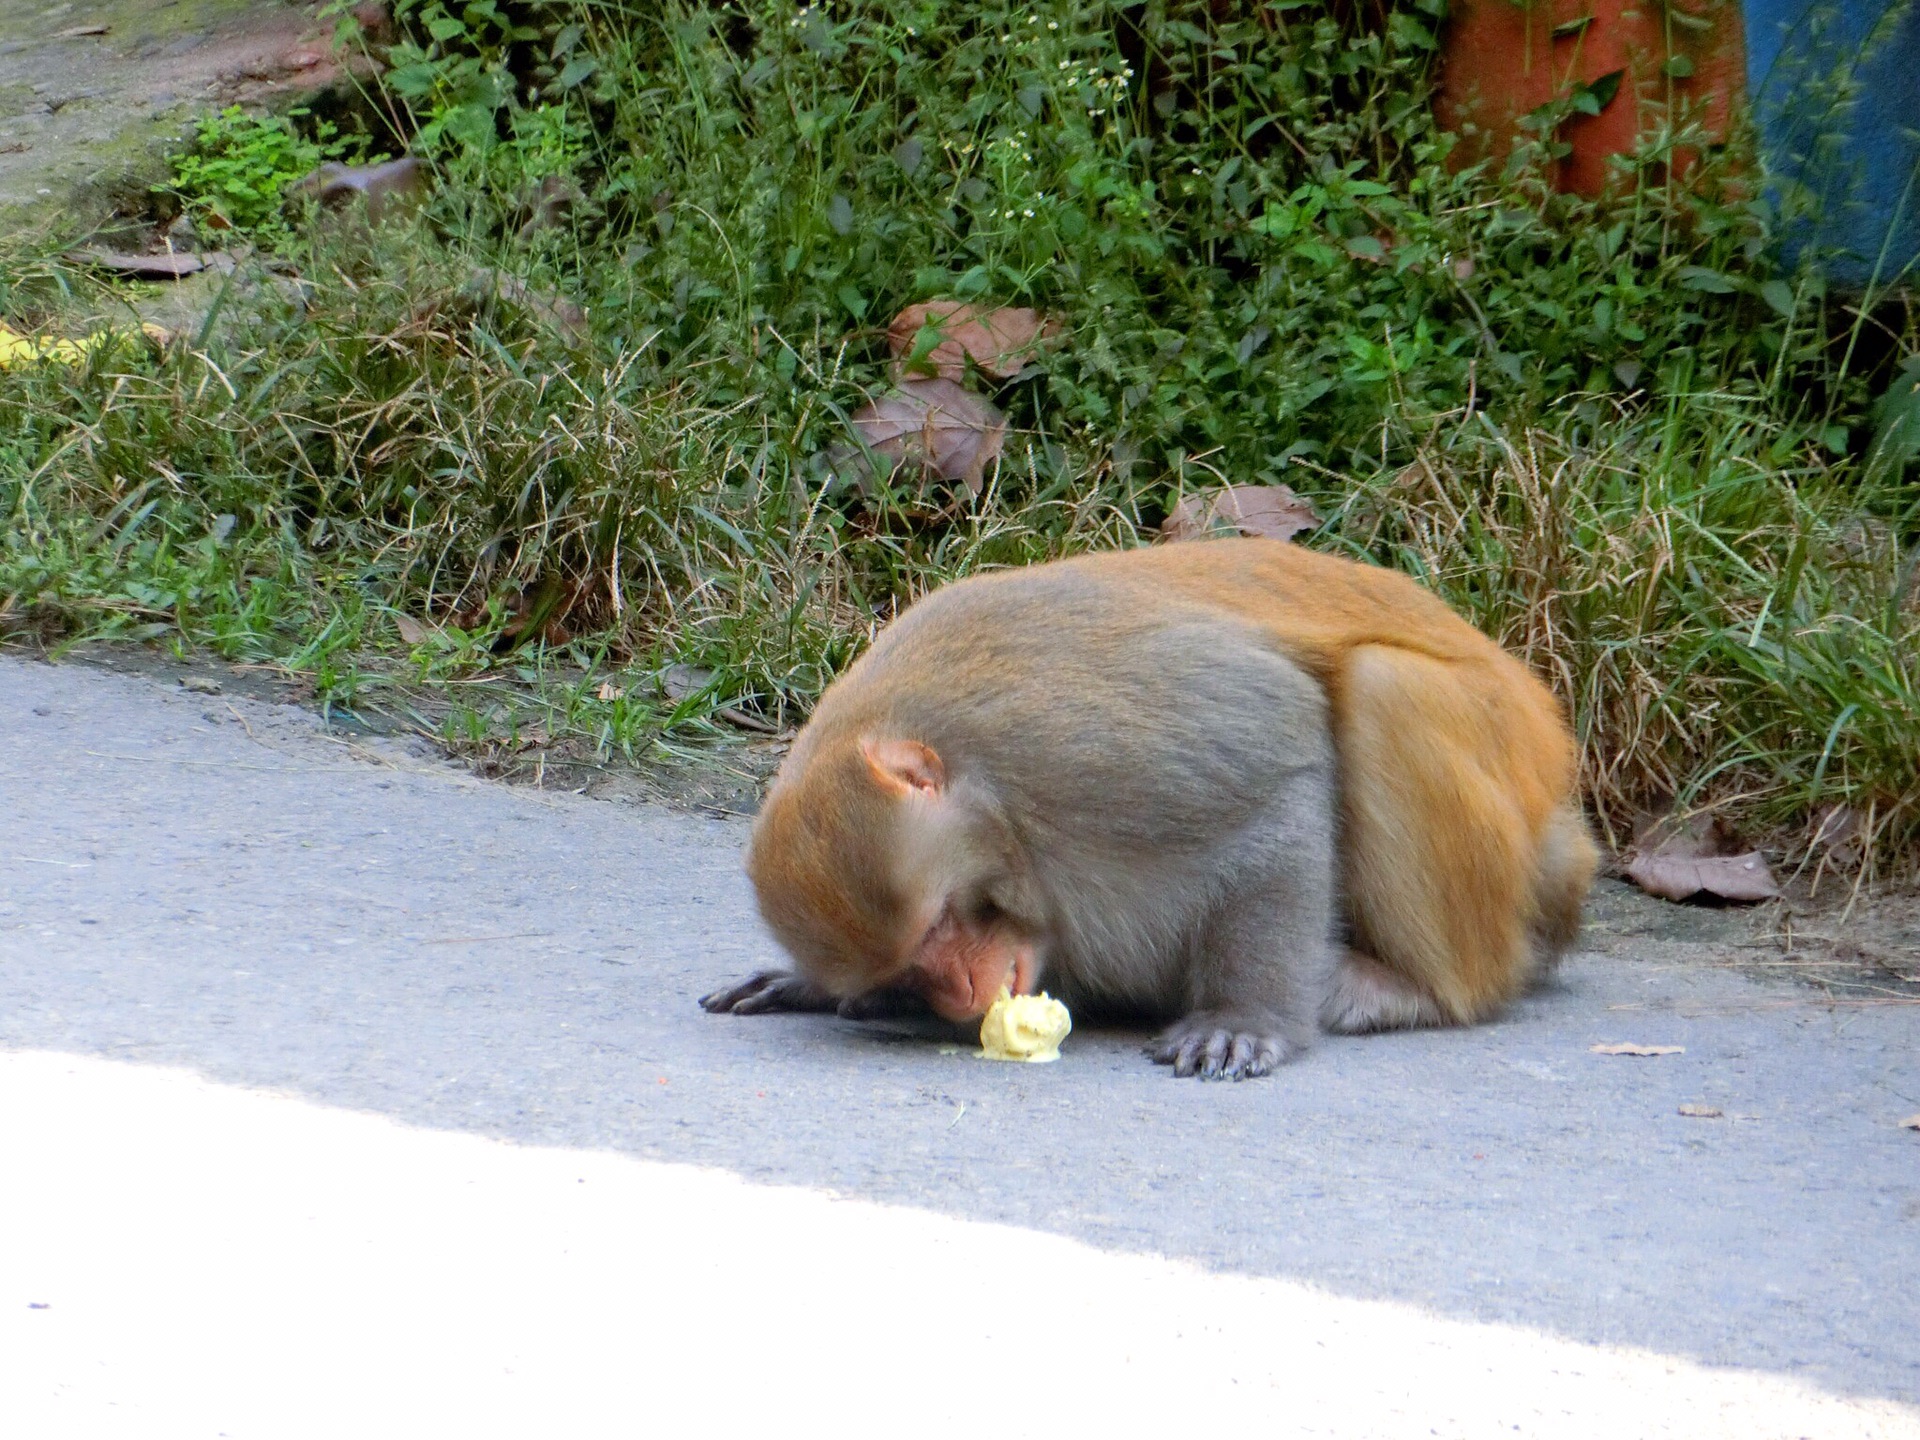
[167,106,384,245]
[7,0,1919,873]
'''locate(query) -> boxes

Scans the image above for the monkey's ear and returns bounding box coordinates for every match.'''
[861,738,946,799]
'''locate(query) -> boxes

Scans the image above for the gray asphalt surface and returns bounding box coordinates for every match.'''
[3,653,1917,1416]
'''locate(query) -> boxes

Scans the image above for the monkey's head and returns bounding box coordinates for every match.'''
[746,733,1037,1022]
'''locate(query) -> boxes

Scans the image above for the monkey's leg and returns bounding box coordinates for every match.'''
[1147,770,1340,1081]
[1339,645,1539,1023]
[1320,948,1446,1033]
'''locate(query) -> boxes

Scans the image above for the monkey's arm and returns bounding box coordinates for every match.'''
[699,970,839,1014]
[699,971,934,1021]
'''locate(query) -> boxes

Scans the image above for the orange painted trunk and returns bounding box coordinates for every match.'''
[1435,0,1747,195]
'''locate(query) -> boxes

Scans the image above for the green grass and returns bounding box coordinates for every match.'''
[3,0,1917,872]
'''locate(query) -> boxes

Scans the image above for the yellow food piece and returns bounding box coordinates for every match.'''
[978,987,1071,1063]
[0,323,91,368]
[0,322,171,370]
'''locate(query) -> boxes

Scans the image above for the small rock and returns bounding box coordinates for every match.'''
[164,213,199,250]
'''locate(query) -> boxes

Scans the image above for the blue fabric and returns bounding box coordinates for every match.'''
[1742,0,1920,282]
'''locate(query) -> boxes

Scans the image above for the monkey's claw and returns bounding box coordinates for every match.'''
[699,970,838,1015]
[1147,1017,1291,1080]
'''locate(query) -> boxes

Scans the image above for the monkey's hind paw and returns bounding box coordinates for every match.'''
[698,970,838,1015]
[1147,1016,1296,1080]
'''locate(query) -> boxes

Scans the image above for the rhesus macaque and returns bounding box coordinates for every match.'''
[701,538,1596,1080]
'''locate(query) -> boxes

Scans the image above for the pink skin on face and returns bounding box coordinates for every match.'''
[908,910,1036,1022]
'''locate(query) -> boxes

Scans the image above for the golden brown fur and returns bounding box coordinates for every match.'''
[707,538,1597,1075]
[1054,540,1596,1024]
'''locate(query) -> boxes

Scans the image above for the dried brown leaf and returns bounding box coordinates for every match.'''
[1677,1104,1724,1118]
[595,681,626,702]
[393,613,434,646]
[848,377,1006,494]
[1161,484,1320,543]
[68,248,217,280]
[886,301,1061,382]
[660,664,714,704]
[1591,1043,1685,1056]
[460,267,590,345]
[1900,1114,1920,1131]
[1624,849,1779,903]
[288,157,430,225]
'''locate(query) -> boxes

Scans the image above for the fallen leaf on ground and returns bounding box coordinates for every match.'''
[289,157,430,225]
[460,267,590,344]
[594,681,625,702]
[1161,483,1320,542]
[847,377,1006,494]
[55,22,110,36]
[1808,803,1864,868]
[1624,849,1779,903]
[1591,1043,1685,1056]
[1624,806,1779,903]
[1900,1115,1920,1131]
[67,248,221,280]
[657,664,775,731]
[1677,1103,1723,1118]
[660,664,713,704]
[392,613,437,646]
[516,174,583,241]
[886,301,1061,382]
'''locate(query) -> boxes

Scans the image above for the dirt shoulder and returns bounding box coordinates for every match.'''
[0,0,357,228]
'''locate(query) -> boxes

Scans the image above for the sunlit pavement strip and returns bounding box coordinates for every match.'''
[4,1050,1914,1439]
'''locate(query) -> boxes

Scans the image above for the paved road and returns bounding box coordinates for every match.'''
[2,654,1917,1436]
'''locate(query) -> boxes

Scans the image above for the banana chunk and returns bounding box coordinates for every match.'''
[979,988,1072,1063]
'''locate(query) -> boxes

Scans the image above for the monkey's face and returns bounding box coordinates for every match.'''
[745,734,1034,1018]
[744,746,924,996]
[901,905,1037,1022]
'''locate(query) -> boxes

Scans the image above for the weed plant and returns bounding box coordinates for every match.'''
[167,107,387,248]
[2,0,1917,871]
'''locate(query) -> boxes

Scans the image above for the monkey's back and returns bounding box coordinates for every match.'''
[813,547,1336,855]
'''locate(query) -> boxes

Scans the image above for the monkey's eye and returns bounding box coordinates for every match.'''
[968,894,1005,927]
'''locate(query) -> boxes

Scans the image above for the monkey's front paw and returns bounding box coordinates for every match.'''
[834,987,935,1021]
[699,970,837,1015]
[1146,1015,1296,1080]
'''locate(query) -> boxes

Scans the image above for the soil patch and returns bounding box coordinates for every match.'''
[0,0,358,226]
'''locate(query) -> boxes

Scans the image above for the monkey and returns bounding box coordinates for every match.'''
[700,537,1598,1080]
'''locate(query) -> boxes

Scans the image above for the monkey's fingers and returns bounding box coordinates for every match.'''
[835,987,936,1021]
[1147,1019,1289,1081]
[698,970,838,1015]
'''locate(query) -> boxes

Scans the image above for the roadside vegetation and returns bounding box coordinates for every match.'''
[1,0,1915,873]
